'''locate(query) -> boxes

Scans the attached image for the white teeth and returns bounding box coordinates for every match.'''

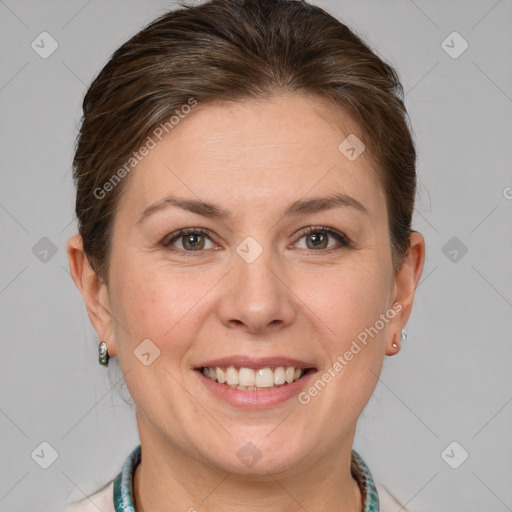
[239,368,256,386]
[201,365,306,390]
[216,367,226,384]
[226,366,239,386]
[255,368,274,387]
[274,366,286,385]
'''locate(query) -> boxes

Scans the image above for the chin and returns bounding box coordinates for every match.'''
[197,430,312,477]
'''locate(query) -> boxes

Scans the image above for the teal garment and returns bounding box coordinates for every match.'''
[113,444,379,511]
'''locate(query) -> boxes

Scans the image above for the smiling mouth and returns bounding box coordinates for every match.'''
[198,366,314,391]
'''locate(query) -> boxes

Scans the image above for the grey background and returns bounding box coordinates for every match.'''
[1,1,511,511]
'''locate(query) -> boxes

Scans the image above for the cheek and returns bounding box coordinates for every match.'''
[111,263,213,361]
[124,283,185,342]
[297,260,390,349]
[303,266,389,421]
[110,272,196,404]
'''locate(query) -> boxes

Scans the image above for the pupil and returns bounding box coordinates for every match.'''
[312,234,321,245]
[309,233,326,248]
[186,234,203,249]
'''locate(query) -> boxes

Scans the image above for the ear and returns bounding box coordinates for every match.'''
[385,231,425,355]
[66,234,117,358]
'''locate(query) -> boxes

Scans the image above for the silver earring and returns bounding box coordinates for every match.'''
[99,341,110,366]
[401,329,407,343]
[392,342,398,349]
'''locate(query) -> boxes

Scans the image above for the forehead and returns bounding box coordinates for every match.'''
[117,94,385,223]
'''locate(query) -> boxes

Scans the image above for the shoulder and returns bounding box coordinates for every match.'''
[51,480,114,512]
[375,480,405,512]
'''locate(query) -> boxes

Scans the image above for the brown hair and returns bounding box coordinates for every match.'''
[72,0,416,283]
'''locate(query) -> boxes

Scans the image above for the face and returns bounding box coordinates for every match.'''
[86,94,407,475]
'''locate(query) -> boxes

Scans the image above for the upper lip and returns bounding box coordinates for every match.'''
[196,355,316,370]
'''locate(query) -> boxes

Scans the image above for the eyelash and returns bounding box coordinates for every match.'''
[162,226,351,256]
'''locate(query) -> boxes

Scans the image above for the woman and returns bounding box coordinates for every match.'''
[63,0,425,510]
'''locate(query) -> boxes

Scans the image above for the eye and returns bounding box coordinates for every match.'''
[293,226,350,251]
[163,228,217,252]
[162,226,351,255]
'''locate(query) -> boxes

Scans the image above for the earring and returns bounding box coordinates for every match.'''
[392,329,407,350]
[99,341,110,366]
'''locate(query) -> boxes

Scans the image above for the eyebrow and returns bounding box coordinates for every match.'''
[136,192,368,226]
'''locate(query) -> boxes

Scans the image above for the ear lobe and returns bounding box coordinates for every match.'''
[66,234,117,357]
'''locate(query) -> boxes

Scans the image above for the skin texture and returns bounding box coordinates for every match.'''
[68,94,425,512]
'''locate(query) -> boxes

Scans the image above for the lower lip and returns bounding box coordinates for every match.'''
[195,369,317,408]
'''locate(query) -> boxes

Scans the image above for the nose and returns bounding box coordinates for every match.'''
[216,242,297,335]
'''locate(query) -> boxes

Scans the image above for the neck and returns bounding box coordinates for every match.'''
[132,426,362,512]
